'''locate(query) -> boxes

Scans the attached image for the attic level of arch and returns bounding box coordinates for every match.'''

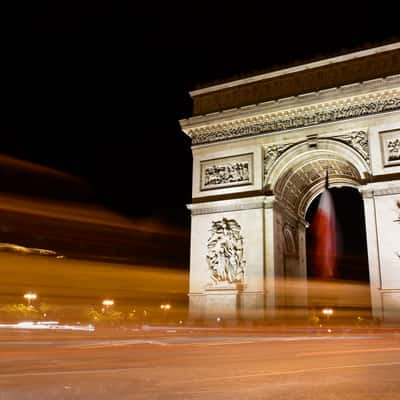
[191,46,400,115]
[181,68,400,148]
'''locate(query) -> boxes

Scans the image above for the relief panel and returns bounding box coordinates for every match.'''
[200,153,253,191]
[206,218,246,285]
[380,129,400,167]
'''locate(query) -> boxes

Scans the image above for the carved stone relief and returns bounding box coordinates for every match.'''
[206,218,245,285]
[388,139,400,162]
[263,143,292,175]
[332,131,369,162]
[200,154,253,191]
[275,158,360,216]
[283,223,297,256]
[263,131,368,184]
[204,162,249,187]
[380,130,400,167]
[188,92,400,145]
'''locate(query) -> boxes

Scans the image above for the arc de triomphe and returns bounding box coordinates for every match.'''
[179,43,400,322]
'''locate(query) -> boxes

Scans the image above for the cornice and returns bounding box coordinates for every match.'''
[187,196,306,224]
[190,42,400,97]
[359,181,400,198]
[187,196,270,216]
[180,77,400,145]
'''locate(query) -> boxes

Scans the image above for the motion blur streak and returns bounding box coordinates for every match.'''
[0,154,84,184]
[0,321,94,331]
[273,278,371,322]
[310,188,337,279]
[0,193,186,237]
[0,253,188,323]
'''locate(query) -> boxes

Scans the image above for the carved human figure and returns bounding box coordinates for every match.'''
[388,138,400,161]
[206,218,245,284]
[352,131,368,151]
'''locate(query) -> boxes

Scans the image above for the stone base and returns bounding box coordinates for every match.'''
[381,290,400,323]
[188,294,206,321]
[240,292,265,320]
[204,284,241,320]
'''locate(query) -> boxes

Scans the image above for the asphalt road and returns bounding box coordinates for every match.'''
[1,328,400,399]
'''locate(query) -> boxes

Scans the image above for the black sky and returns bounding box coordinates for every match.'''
[1,2,399,229]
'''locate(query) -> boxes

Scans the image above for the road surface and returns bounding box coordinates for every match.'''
[1,328,400,399]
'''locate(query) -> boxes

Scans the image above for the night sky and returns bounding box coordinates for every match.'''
[1,3,399,238]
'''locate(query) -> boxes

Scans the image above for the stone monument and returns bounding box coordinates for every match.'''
[180,42,400,323]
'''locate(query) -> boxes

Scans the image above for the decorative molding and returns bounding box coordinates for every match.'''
[359,188,374,199]
[373,187,400,196]
[380,129,400,167]
[380,288,400,293]
[206,218,246,285]
[185,89,400,145]
[263,143,292,175]
[189,203,263,215]
[359,186,400,198]
[188,197,267,215]
[263,131,369,183]
[200,153,253,191]
[332,131,369,162]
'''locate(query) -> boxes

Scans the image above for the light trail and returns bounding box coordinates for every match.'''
[0,321,94,331]
[1,360,399,380]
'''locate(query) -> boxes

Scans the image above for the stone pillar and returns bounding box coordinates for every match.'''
[360,187,383,321]
[361,182,400,322]
[187,197,267,322]
[264,196,277,318]
[294,221,308,318]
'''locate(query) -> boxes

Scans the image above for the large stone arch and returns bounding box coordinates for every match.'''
[259,138,373,317]
[181,45,400,323]
[265,138,371,217]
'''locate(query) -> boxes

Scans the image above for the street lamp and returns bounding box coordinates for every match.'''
[102,299,114,313]
[322,308,333,316]
[160,304,171,323]
[322,308,334,323]
[24,293,37,306]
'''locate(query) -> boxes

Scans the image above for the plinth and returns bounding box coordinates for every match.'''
[205,283,242,320]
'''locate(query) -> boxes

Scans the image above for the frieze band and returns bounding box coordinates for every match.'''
[188,94,400,145]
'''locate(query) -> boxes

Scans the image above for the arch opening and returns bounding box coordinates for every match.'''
[306,187,369,282]
[268,139,372,321]
[305,186,371,319]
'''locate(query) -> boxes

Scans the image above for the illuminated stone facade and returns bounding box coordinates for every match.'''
[180,43,400,322]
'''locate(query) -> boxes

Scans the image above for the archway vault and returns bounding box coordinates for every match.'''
[264,139,371,218]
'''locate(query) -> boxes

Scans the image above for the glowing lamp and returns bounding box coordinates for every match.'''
[24,293,37,304]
